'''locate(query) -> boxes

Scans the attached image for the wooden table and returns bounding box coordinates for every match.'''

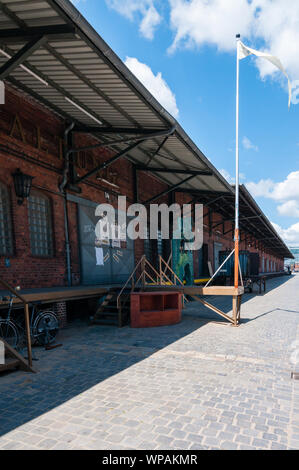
[0,285,111,308]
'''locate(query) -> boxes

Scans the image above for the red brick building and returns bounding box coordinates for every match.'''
[0,85,290,290]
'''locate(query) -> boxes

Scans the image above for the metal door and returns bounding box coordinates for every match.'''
[214,242,223,271]
[198,247,203,276]
[78,202,134,286]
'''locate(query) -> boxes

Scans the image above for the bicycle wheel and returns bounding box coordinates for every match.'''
[32,310,59,346]
[0,319,19,349]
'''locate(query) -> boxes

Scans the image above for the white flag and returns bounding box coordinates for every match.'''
[238,41,291,108]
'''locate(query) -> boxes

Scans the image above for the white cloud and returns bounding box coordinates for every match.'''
[242,136,258,152]
[277,200,299,218]
[219,168,234,184]
[168,0,254,53]
[252,0,299,82]
[271,221,299,246]
[168,0,299,100]
[139,5,161,39]
[124,57,179,118]
[245,178,275,198]
[247,172,299,246]
[106,1,161,39]
[246,172,299,202]
[219,169,246,185]
[77,0,299,100]
[270,172,299,201]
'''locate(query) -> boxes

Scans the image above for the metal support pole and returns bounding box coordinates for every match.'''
[24,303,32,368]
[234,34,241,289]
[60,122,75,287]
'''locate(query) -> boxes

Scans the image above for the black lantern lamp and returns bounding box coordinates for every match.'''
[12,169,34,205]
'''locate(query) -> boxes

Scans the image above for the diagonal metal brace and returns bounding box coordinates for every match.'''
[75,140,145,184]
[68,126,176,155]
[144,175,196,204]
[0,36,47,80]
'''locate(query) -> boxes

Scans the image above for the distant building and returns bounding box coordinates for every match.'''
[285,248,299,270]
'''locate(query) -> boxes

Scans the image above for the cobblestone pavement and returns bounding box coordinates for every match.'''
[0,275,299,450]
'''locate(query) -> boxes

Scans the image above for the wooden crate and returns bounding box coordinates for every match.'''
[130,291,182,328]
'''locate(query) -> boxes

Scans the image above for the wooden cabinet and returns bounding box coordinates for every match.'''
[130,291,182,328]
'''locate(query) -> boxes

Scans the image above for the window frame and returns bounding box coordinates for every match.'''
[28,190,54,258]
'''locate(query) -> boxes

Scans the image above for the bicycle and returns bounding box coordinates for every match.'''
[0,295,19,348]
[0,294,60,349]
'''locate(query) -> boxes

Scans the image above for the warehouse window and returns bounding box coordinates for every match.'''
[144,226,153,264]
[28,192,53,257]
[157,229,163,258]
[0,182,13,256]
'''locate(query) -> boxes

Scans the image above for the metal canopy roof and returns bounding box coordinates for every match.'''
[182,184,293,259]
[0,0,293,259]
[0,0,232,195]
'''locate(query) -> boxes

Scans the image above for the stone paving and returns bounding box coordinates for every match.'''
[0,274,299,450]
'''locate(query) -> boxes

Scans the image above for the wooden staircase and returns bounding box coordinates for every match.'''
[0,338,35,374]
[91,255,187,328]
[91,289,132,328]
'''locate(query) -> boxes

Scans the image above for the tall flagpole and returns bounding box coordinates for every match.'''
[234,34,240,289]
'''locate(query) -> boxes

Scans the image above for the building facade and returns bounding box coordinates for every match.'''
[0,85,287,290]
[0,0,292,292]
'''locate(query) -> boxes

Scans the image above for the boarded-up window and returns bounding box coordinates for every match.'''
[0,183,13,255]
[28,192,53,257]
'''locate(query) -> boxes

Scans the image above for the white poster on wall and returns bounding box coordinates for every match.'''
[95,247,104,266]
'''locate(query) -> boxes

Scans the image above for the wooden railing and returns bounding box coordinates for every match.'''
[116,254,187,317]
[116,255,159,315]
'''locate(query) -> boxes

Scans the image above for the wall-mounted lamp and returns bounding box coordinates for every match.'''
[12,168,34,205]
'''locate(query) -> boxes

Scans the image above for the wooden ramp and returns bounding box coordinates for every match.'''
[146,285,244,326]
[183,286,244,296]
[0,286,111,308]
[0,338,35,373]
[184,286,244,326]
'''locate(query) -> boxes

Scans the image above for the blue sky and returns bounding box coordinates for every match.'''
[72,0,299,246]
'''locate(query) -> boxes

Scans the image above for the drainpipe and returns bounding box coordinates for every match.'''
[60,122,75,287]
